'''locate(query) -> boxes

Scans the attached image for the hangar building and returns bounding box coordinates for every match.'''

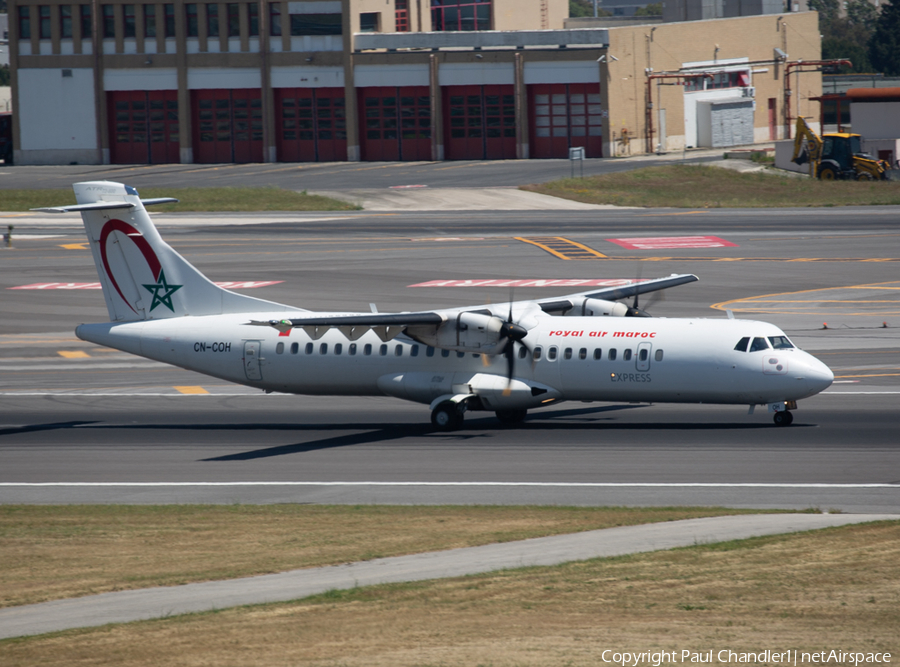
[8,0,821,165]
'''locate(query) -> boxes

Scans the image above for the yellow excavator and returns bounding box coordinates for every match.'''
[792,116,899,181]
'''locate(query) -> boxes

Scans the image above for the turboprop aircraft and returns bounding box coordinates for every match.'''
[38,181,834,430]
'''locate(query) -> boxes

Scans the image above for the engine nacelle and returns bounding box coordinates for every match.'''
[406,311,507,354]
[564,298,629,317]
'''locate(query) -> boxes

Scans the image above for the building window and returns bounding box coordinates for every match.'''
[228,3,240,36]
[165,3,176,37]
[207,3,219,37]
[80,5,92,38]
[123,4,136,38]
[396,0,409,31]
[359,12,379,32]
[102,4,115,38]
[431,0,491,31]
[40,5,52,39]
[269,2,281,36]
[248,2,259,35]
[18,6,31,39]
[60,5,73,38]
[186,3,199,36]
[290,13,342,35]
[144,4,156,37]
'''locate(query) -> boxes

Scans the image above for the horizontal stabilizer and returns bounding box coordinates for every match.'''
[32,198,178,214]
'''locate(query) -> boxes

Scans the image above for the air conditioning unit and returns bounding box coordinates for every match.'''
[742,87,756,98]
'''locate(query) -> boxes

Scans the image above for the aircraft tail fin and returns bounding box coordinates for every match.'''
[35,181,293,322]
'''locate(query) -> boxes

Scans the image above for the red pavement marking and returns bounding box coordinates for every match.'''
[606,236,738,250]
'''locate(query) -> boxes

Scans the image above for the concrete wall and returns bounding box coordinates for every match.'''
[494,0,569,30]
[852,102,900,141]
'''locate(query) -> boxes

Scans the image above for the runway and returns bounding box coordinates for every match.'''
[2,204,899,511]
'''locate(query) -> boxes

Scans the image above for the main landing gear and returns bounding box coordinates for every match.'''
[430,401,529,431]
[431,401,465,431]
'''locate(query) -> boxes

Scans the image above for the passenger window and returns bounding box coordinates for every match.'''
[533,346,543,361]
[749,337,770,352]
[290,342,299,354]
[364,343,372,355]
[379,344,388,356]
[305,342,314,354]
[457,351,465,358]
[593,349,602,360]
[768,336,794,349]
[395,345,403,356]
[426,346,435,357]
[579,348,587,360]
[349,343,357,356]
[441,349,450,358]
[276,342,284,354]
[734,337,750,352]
[411,345,419,357]
[518,346,528,359]
[608,348,617,361]
[548,346,558,361]
[564,348,573,360]
[623,349,632,361]
[639,349,648,362]
[319,343,328,355]
[335,343,342,355]
[655,349,663,361]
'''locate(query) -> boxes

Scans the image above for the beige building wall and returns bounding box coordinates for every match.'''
[601,12,821,154]
[493,0,568,30]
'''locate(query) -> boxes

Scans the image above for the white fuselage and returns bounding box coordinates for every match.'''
[76,311,834,411]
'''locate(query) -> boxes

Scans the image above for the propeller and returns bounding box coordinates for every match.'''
[499,299,529,394]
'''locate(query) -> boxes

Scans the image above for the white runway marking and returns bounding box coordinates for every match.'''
[1,482,897,488]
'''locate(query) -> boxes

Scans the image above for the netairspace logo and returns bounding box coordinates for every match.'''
[600,650,892,666]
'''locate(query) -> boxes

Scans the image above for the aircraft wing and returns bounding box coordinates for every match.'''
[535,273,698,314]
[247,273,698,343]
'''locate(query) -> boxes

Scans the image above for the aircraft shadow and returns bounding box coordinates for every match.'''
[0,421,99,437]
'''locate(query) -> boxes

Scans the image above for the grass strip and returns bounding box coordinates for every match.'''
[2,521,897,666]
[0,187,359,212]
[0,505,797,608]
[521,164,900,208]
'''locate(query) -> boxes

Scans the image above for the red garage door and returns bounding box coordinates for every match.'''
[192,89,263,163]
[529,84,603,159]
[275,88,347,162]
[444,85,516,160]
[359,87,431,161]
[108,91,180,164]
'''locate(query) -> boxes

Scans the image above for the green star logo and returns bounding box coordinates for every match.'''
[142,269,183,312]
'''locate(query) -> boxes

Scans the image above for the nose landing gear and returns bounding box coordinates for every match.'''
[773,410,794,426]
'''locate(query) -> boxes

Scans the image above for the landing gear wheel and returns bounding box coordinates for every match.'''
[496,408,528,425]
[818,166,838,180]
[431,402,464,431]
[773,411,794,426]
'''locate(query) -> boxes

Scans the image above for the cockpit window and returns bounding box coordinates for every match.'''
[749,337,771,352]
[768,336,794,349]
[734,337,750,352]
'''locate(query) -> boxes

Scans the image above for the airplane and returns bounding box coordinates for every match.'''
[36,181,834,431]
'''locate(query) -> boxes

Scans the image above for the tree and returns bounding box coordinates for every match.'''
[635,2,663,15]
[569,0,612,17]
[868,0,900,75]
[0,67,9,88]
[809,0,879,73]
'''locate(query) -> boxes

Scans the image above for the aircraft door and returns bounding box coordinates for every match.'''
[636,342,652,372]
[243,340,263,381]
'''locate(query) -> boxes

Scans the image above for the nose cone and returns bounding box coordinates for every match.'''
[803,354,834,396]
